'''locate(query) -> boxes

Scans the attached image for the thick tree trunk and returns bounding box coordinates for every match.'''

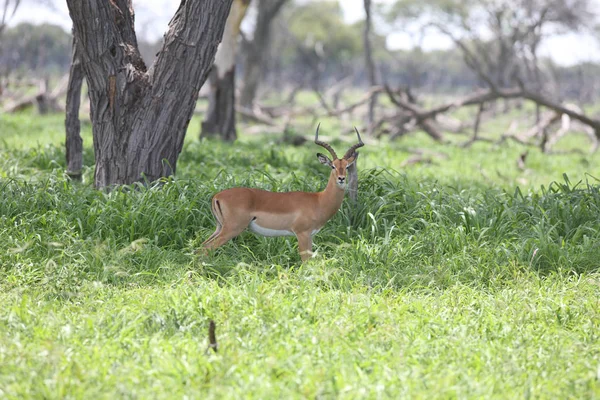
[239,0,288,109]
[66,0,233,188]
[65,35,84,180]
[201,0,250,141]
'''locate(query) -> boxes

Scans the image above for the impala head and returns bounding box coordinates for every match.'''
[315,124,364,189]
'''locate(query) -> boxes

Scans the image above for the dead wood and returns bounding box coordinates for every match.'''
[3,75,68,114]
[236,105,278,126]
[384,81,600,149]
[384,85,445,142]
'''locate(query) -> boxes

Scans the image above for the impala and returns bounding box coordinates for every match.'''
[202,125,364,261]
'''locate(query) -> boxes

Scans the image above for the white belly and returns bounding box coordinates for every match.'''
[249,221,294,237]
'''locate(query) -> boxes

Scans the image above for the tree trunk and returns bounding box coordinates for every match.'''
[66,0,233,188]
[65,35,84,180]
[202,68,237,141]
[363,0,377,136]
[201,0,250,141]
[239,43,263,109]
[347,153,359,204]
[239,0,288,109]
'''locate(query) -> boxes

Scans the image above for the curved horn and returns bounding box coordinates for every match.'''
[343,127,365,159]
[314,122,338,160]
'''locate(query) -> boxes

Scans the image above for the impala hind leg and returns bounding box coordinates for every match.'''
[200,223,222,252]
[295,231,314,262]
[201,198,249,253]
[199,199,223,253]
[203,223,248,251]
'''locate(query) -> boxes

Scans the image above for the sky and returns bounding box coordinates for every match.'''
[10,0,600,66]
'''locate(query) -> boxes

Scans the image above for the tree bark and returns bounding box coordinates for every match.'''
[201,0,250,141]
[66,0,233,188]
[65,35,84,180]
[239,0,288,109]
[363,0,377,136]
[347,153,359,204]
[202,68,237,141]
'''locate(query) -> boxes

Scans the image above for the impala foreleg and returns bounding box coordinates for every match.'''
[295,231,314,262]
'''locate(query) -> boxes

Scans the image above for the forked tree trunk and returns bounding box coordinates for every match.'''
[201,0,251,141]
[66,0,233,188]
[65,35,84,180]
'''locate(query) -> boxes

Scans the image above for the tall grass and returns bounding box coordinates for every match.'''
[1,139,599,288]
[0,111,599,397]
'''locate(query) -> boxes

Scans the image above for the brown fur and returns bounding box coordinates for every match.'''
[202,156,356,261]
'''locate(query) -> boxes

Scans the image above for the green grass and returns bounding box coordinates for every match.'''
[1,109,600,398]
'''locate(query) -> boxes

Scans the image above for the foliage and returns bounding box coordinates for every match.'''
[385,0,595,30]
[267,0,391,84]
[1,17,598,102]
[383,0,596,91]
[0,23,71,74]
[280,2,360,64]
[1,110,600,397]
[278,1,386,62]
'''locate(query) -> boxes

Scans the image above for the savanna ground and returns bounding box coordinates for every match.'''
[1,99,600,398]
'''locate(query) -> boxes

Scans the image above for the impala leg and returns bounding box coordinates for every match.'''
[196,227,219,255]
[295,231,313,262]
[200,198,249,253]
[203,224,247,251]
[200,223,222,252]
[199,199,223,254]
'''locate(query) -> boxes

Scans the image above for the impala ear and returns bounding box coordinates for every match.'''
[317,153,333,167]
[345,152,359,168]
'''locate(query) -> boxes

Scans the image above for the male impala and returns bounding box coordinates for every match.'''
[202,125,364,261]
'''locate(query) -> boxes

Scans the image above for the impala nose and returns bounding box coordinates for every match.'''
[338,176,345,184]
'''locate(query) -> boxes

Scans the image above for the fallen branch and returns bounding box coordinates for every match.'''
[3,75,68,114]
[235,105,278,126]
[385,82,600,148]
[385,85,445,142]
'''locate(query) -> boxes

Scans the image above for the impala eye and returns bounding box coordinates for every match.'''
[331,165,335,169]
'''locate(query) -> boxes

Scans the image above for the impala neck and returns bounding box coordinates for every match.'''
[319,169,346,218]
